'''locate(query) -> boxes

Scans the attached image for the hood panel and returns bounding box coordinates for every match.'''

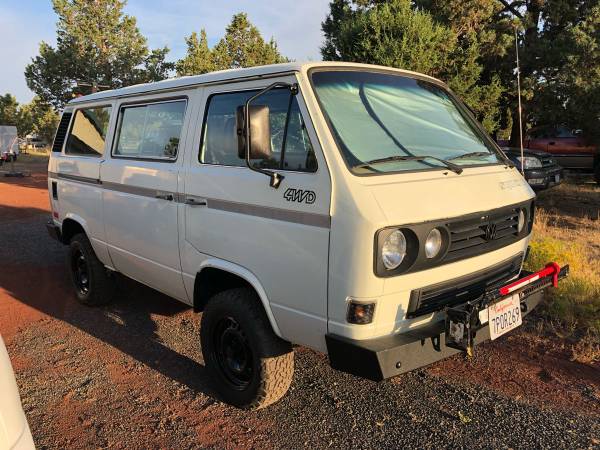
[368,167,533,225]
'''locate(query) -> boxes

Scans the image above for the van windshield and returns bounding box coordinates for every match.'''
[311,70,502,175]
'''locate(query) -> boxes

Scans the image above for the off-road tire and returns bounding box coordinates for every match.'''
[67,233,115,306]
[201,288,294,409]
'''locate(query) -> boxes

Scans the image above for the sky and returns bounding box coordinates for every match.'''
[0,0,331,103]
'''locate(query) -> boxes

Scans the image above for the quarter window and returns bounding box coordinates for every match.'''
[114,100,186,159]
[200,89,316,172]
[65,106,112,157]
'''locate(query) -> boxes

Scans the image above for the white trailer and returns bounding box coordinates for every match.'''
[0,126,19,163]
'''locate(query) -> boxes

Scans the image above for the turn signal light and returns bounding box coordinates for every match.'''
[346,300,375,325]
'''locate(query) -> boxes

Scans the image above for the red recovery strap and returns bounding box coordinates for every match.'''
[499,262,561,296]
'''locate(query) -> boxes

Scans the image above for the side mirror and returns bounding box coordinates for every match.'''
[237,81,297,188]
[236,105,271,160]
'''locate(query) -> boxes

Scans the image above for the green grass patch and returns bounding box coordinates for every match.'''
[525,237,600,337]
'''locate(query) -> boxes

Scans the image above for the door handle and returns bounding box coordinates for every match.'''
[155,193,174,201]
[185,197,207,206]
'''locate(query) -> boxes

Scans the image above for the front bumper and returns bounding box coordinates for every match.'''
[523,166,562,189]
[326,263,568,381]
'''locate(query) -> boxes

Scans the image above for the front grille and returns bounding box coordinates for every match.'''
[445,207,520,262]
[407,254,523,318]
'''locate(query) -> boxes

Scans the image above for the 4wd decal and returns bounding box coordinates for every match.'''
[283,188,316,204]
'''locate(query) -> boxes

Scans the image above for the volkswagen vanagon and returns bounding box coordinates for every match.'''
[46,62,567,409]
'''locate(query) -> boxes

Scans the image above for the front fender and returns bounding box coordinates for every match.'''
[197,258,282,338]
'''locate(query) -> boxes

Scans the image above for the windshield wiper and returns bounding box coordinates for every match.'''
[355,155,463,174]
[449,150,515,168]
[447,151,491,161]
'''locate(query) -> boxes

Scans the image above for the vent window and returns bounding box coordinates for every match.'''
[52,112,73,153]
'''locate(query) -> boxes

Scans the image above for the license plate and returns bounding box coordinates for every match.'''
[554,174,560,183]
[488,294,522,340]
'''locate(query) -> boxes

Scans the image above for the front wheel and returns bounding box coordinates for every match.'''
[201,288,294,409]
[67,233,115,306]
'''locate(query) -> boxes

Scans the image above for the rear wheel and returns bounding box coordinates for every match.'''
[67,233,115,306]
[201,288,294,409]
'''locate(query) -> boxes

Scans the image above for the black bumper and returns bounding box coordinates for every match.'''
[325,290,543,382]
[523,166,562,189]
[46,220,61,242]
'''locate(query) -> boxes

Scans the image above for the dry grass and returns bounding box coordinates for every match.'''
[21,147,51,157]
[524,181,600,362]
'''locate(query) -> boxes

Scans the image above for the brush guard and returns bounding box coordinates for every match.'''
[445,262,569,355]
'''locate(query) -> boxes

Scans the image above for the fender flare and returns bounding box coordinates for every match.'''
[197,258,282,338]
[61,213,90,240]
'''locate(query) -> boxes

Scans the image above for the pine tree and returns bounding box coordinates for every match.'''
[321,0,504,132]
[176,30,214,76]
[177,13,288,76]
[25,0,173,108]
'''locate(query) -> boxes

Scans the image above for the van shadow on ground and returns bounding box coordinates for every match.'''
[0,206,214,398]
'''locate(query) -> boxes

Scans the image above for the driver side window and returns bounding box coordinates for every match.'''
[200,88,317,172]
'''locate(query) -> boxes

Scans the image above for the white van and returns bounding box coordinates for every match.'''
[47,62,568,409]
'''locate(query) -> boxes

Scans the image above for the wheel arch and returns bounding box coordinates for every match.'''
[193,259,282,338]
[60,214,89,244]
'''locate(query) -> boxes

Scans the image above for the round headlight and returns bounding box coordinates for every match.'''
[425,228,443,259]
[382,230,407,270]
[517,209,526,233]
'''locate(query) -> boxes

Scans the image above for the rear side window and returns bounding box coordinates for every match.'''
[65,106,112,157]
[52,112,72,152]
[113,100,186,160]
[200,89,316,172]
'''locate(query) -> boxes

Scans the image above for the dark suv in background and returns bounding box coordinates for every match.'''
[501,147,562,190]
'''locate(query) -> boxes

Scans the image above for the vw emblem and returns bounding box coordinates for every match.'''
[484,223,497,241]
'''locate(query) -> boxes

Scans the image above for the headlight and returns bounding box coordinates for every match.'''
[516,156,542,169]
[425,228,443,259]
[517,209,526,233]
[381,230,406,270]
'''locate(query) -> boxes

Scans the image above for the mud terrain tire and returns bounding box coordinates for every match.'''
[201,288,294,409]
[67,233,115,306]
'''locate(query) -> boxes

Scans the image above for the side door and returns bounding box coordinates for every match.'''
[51,103,114,266]
[101,93,193,303]
[181,76,331,350]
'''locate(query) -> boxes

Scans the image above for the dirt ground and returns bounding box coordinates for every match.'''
[1,155,599,449]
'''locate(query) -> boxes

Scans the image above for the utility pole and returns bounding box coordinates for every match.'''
[515,27,525,175]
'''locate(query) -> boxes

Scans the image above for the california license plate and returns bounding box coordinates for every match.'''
[488,294,522,340]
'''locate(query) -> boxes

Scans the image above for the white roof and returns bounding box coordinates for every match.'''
[69,62,443,105]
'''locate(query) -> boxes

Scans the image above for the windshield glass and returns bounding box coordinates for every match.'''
[311,70,502,174]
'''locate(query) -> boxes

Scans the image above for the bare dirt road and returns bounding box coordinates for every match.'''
[1,155,599,449]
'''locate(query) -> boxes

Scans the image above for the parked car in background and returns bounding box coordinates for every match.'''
[0,335,35,450]
[501,147,562,190]
[525,125,596,171]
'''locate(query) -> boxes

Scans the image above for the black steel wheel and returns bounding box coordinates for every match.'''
[67,233,115,306]
[213,316,254,390]
[201,288,294,409]
[71,247,90,296]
